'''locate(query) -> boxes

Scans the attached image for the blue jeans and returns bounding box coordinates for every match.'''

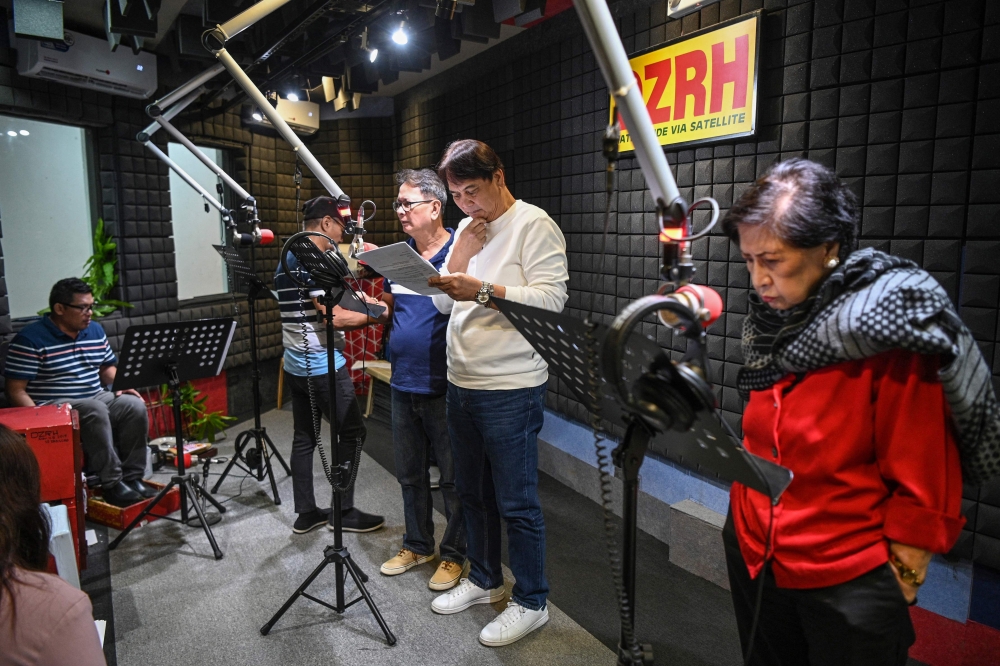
[447,382,549,611]
[391,388,466,564]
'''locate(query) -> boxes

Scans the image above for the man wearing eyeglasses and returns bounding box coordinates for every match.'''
[377,169,466,592]
[3,278,152,507]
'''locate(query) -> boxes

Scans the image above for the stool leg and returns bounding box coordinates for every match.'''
[364,376,375,418]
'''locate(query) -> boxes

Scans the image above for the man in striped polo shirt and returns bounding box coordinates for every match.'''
[275,196,386,535]
[4,278,152,507]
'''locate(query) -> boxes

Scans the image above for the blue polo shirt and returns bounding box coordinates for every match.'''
[275,251,346,376]
[385,231,454,395]
[3,317,116,403]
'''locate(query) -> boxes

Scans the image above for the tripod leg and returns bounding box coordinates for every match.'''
[261,434,282,505]
[344,554,397,646]
[260,554,334,635]
[212,431,249,493]
[262,430,291,475]
[108,480,178,550]
[182,478,224,560]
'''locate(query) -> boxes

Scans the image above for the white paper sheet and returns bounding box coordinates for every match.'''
[355,242,443,296]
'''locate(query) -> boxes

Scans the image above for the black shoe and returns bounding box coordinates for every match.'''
[335,508,385,533]
[293,508,332,534]
[124,479,158,499]
[101,481,144,508]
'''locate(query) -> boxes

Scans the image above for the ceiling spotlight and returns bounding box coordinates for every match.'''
[369,47,379,63]
[6,130,15,137]
[251,108,264,121]
[392,22,408,45]
[19,130,28,136]
[360,27,378,62]
[287,92,300,102]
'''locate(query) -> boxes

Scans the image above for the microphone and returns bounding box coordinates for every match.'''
[658,284,722,329]
[232,227,275,247]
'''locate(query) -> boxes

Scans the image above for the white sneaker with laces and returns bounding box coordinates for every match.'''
[430,578,505,615]
[479,601,549,647]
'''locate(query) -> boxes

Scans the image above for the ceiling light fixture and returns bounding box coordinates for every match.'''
[6,131,15,137]
[251,107,264,121]
[392,22,408,45]
[19,130,28,136]
[287,92,300,102]
[369,47,379,63]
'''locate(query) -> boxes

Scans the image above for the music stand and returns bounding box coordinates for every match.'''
[108,318,237,560]
[493,297,791,666]
[210,245,292,504]
[260,233,395,645]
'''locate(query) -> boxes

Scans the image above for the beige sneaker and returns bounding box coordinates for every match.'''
[429,560,464,591]
[380,548,434,576]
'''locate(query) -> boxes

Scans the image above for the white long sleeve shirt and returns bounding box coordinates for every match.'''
[433,200,569,390]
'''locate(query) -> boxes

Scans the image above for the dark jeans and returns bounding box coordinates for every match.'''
[447,382,548,611]
[288,366,366,515]
[723,513,915,666]
[57,391,148,487]
[391,388,465,563]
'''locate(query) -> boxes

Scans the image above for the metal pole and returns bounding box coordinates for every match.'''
[141,141,230,217]
[149,63,226,114]
[573,0,686,222]
[139,87,203,141]
[207,0,297,45]
[213,48,347,201]
[153,115,255,205]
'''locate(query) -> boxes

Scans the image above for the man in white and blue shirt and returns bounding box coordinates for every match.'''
[276,196,386,535]
[378,169,466,592]
[4,278,152,507]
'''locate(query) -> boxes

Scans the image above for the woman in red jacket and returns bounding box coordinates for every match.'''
[720,158,991,666]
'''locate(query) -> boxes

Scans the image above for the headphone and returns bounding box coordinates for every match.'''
[280,231,352,291]
[601,293,716,434]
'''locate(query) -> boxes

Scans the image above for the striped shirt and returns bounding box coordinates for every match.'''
[275,251,345,377]
[4,317,116,403]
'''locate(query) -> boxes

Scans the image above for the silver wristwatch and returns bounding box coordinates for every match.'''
[475,281,494,308]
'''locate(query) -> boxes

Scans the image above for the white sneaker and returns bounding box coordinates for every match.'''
[479,602,549,647]
[431,578,505,615]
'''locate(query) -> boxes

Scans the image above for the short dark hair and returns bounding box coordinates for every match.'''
[49,277,92,311]
[721,158,858,261]
[395,168,447,205]
[436,140,504,185]
[0,425,51,619]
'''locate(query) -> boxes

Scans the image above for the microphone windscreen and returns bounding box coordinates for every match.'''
[676,284,723,326]
[259,228,275,245]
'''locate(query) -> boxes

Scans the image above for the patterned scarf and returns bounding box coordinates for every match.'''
[738,247,1000,485]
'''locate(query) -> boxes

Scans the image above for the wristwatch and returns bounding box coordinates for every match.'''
[475,281,494,308]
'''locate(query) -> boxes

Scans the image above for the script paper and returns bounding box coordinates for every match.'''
[355,243,443,296]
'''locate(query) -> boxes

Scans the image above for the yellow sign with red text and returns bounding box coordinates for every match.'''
[611,13,760,152]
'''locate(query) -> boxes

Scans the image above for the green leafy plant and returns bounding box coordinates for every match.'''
[160,382,236,444]
[39,218,133,317]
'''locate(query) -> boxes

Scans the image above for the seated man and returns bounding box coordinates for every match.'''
[4,278,152,507]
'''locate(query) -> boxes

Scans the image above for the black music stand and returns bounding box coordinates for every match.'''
[260,234,395,645]
[108,318,237,560]
[210,245,291,504]
[493,297,792,666]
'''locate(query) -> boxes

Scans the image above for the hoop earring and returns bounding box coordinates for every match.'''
[826,257,840,268]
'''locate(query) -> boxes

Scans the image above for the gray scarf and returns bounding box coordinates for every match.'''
[739,247,1000,485]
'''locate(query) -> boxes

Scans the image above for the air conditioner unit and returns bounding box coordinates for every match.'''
[15,30,157,99]
[244,98,321,136]
[667,0,722,19]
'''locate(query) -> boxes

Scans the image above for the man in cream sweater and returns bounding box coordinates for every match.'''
[427,140,568,647]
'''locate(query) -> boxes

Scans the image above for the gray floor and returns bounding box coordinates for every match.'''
[108,407,614,666]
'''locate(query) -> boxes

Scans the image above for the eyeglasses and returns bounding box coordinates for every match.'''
[392,199,434,214]
[60,303,94,314]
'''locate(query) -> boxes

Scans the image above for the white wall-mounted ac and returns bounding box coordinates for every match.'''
[15,30,157,99]
[244,98,321,136]
[667,0,723,19]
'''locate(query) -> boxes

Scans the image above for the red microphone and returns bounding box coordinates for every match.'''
[658,284,723,328]
[232,227,275,247]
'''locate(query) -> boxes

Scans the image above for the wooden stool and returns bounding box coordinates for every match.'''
[362,361,392,418]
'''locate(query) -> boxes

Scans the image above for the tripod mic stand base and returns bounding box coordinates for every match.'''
[187,511,222,527]
[617,643,654,666]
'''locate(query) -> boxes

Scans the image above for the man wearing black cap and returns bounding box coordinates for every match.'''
[275,196,385,535]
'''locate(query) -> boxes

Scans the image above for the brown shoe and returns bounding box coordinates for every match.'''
[380,548,434,576]
[429,560,465,591]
